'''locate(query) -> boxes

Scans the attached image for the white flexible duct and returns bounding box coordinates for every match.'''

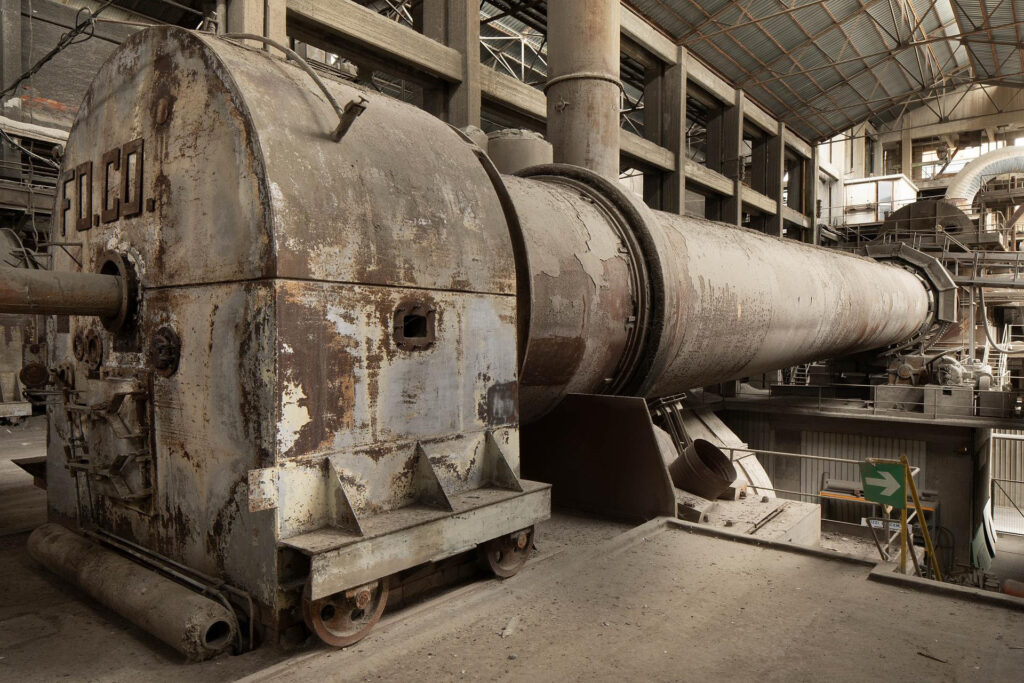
[945,146,1024,208]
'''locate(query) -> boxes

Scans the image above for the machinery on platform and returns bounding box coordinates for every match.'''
[0,24,957,659]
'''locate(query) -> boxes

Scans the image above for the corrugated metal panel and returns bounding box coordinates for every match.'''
[624,0,978,140]
[992,429,1024,534]
[800,431,927,492]
[723,411,773,451]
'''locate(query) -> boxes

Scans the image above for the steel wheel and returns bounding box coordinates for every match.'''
[302,579,388,647]
[478,527,534,578]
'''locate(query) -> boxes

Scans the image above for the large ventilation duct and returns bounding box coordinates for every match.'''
[945,145,1024,208]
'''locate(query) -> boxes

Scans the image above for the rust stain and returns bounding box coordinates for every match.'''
[520,337,586,386]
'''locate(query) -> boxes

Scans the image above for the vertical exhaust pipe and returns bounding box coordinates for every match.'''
[545,0,621,180]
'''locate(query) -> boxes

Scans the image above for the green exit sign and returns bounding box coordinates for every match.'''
[860,461,906,508]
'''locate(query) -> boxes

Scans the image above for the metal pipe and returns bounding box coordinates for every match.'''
[636,210,932,397]
[545,0,620,180]
[27,523,237,661]
[0,267,122,317]
[512,164,935,420]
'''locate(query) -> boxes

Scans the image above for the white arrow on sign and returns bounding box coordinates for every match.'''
[865,470,900,496]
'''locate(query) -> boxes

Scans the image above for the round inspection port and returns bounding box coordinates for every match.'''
[203,619,233,650]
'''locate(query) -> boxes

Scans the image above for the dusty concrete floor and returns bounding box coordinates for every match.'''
[991,533,1024,584]
[0,417,46,535]
[249,522,1024,683]
[2,419,1024,681]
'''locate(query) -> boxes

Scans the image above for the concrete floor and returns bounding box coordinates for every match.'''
[2,418,1024,681]
[0,417,46,536]
[991,533,1024,584]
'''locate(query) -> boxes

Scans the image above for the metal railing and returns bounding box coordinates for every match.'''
[698,381,1023,421]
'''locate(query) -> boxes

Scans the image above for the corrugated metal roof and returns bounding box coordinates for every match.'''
[624,0,988,141]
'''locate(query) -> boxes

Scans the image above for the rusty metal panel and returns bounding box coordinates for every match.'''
[302,482,550,601]
[274,281,517,459]
[504,175,637,422]
[203,34,516,295]
[53,28,271,287]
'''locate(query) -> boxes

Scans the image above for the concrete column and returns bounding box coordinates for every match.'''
[445,0,480,127]
[706,89,743,225]
[871,134,882,176]
[640,60,664,209]
[901,128,912,179]
[850,123,866,179]
[422,0,480,127]
[0,0,21,99]
[806,147,819,244]
[659,46,688,215]
[546,0,621,180]
[752,121,784,236]
[227,0,286,46]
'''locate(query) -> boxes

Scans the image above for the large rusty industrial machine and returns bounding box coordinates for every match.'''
[0,19,955,660]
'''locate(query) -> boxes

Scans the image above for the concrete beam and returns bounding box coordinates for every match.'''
[784,129,812,159]
[286,0,463,82]
[621,6,677,65]
[684,160,734,196]
[744,99,776,136]
[621,130,674,172]
[741,185,777,216]
[480,69,546,120]
[685,55,735,106]
[879,110,1024,144]
[0,115,68,144]
[818,158,840,181]
[783,205,811,229]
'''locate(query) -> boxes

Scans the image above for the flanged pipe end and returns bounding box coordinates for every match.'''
[98,251,139,334]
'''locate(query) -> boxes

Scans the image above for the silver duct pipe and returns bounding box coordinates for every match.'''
[945,145,1024,208]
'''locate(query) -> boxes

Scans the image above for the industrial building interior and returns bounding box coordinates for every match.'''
[2,0,1024,679]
